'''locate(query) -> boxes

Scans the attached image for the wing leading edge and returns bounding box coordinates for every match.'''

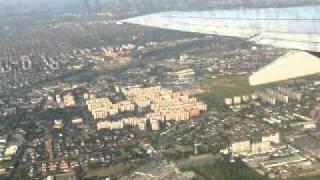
[249,51,320,85]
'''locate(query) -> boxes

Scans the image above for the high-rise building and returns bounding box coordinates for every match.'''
[150,120,160,130]
[45,136,53,160]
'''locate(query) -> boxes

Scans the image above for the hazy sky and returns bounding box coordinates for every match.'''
[1,0,320,16]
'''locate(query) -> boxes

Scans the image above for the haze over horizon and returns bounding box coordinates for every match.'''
[0,0,319,16]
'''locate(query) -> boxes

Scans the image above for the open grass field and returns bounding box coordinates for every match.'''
[194,73,320,106]
[195,75,274,104]
[290,175,320,180]
[180,157,269,180]
[86,163,130,178]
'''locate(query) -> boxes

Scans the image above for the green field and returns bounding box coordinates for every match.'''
[290,175,320,180]
[86,163,130,178]
[194,73,320,106]
[195,75,273,104]
[180,157,268,180]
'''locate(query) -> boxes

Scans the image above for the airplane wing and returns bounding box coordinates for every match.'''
[249,51,320,85]
[122,6,320,85]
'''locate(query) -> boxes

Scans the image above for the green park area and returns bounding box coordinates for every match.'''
[195,75,273,105]
[179,156,268,180]
[194,73,318,106]
[290,175,320,180]
[86,163,130,178]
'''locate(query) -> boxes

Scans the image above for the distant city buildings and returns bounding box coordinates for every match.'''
[89,86,207,131]
[0,6,319,179]
[86,97,135,119]
[224,87,302,106]
[221,132,280,155]
[63,92,75,107]
[53,119,63,129]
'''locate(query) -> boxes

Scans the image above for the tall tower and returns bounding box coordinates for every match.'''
[194,140,199,155]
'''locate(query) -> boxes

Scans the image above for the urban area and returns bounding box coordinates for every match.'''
[0,0,320,180]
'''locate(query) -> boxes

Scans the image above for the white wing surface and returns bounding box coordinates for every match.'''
[122,6,320,85]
